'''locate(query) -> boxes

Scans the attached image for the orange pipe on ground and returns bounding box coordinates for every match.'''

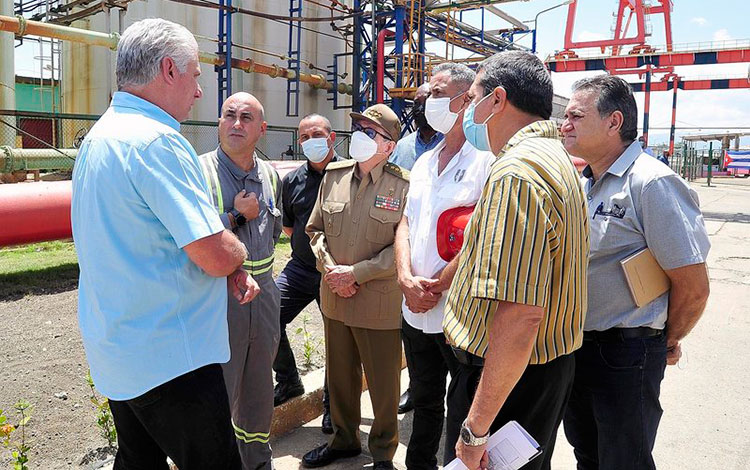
[0,181,72,247]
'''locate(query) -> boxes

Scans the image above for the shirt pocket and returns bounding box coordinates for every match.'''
[322,201,346,237]
[366,206,401,245]
[363,279,401,318]
[437,183,475,205]
[591,194,642,254]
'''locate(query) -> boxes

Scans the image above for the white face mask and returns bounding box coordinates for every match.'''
[349,131,379,162]
[301,137,330,163]
[424,93,463,134]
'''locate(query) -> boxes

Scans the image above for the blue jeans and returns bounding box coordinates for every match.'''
[563,333,667,470]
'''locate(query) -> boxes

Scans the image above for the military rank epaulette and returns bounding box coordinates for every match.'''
[326,159,357,171]
[384,162,410,181]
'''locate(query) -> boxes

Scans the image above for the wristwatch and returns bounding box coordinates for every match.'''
[230,208,247,227]
[460,419,489,446]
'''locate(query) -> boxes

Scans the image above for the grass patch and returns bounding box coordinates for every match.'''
[273,235,293,275]
[0,241,80,299]
[0,236,294,301]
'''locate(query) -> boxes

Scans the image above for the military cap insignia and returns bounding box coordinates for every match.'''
[365,109,382,119]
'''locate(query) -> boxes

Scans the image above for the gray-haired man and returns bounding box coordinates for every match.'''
[561,74,710,470]
[72,18,256,470]
[394,62,495,470]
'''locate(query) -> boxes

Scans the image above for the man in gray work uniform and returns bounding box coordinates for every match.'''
[200,92,282,470]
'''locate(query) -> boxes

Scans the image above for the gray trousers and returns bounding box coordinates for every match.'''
[222,273,281,470]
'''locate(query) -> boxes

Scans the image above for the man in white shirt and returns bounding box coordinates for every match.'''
[394,63,495,470]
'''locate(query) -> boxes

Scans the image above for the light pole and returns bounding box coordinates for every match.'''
[531,0,574,53]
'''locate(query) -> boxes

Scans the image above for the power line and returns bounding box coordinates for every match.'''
[166,0,362,22]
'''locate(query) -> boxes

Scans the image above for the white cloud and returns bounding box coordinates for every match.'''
[690,17,707,26]
[713,29,733,42]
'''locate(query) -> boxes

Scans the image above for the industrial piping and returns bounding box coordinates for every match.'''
[0,159,307,247]
[0,14,353,96]
[0,180,72,247]
[1,146,75,173]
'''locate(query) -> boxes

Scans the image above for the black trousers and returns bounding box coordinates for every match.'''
[274,257,329,407]
[109,364,241,470]
[563,334,667,470]
[445,352,575,470]
[402,320,461,470]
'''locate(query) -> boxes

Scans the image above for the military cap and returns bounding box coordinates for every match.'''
[350,103,401,142]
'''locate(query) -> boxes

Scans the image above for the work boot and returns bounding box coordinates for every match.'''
[274,380,305,406]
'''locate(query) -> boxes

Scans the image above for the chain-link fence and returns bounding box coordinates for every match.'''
[0,110,352,174]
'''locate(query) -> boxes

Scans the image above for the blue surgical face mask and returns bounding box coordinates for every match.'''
[462,93,495,153]
[301,137,330,163]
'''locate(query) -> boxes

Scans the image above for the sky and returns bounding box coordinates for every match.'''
[12,0,750,148]
[448,0,750,149]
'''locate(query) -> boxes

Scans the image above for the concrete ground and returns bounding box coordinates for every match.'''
[270,177,750,470]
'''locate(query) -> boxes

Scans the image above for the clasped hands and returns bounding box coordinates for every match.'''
[398,274,447,313]
[324,265,359,298]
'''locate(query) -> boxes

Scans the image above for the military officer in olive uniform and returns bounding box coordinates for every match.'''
[302,104,409,470]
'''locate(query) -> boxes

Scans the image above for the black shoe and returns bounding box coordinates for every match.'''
[274,380,305,407]
[373,461,394,469]
[301,444,361,468]
[321,408,333,434]
[397,389,413,414]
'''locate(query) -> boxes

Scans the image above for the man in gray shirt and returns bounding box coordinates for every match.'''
[560,75,710,470]
[200,92,282,470]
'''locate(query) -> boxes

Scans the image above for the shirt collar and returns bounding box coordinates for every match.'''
[581,140,642,182]
[605,140,642,177]
[417,130,443,147]
[498,120,558,157]
[356,157,387,184]
[426,138,474,178]
[111,92,181,131]
[217,145,260,180]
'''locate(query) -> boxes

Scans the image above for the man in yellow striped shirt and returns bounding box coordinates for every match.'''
[442,51,589,470]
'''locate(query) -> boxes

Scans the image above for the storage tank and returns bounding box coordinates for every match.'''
[60,1,352,132]
[0,0,16,147]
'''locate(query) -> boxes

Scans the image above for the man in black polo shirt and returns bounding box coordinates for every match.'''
[273,113,339,433]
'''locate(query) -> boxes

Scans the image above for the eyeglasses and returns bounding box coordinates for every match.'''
[352,122,392,141]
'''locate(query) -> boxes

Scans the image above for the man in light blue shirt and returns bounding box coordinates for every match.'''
[388,84,443,171]
[71,19,256,470]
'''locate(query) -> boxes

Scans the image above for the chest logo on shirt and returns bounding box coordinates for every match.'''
[593,202,626,219]
[375,195,401,211]
[454,169,466,182]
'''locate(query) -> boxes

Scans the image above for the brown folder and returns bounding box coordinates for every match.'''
[620,248,671,307]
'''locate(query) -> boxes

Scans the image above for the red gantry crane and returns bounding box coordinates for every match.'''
[545,0,750,157]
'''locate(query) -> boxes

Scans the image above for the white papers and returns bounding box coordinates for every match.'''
[443,421,542,470]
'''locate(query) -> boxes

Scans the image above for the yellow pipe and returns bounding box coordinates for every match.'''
[0,14,352,95]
